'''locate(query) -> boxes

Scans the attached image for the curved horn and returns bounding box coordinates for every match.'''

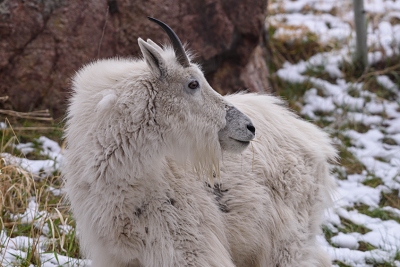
[148,17,190,68]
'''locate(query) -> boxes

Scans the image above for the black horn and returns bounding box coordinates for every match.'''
[148,17,190,68]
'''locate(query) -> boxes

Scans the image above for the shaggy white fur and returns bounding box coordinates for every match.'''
[64,18,336,267]
[64,40,254,267]
[219,93,337,267]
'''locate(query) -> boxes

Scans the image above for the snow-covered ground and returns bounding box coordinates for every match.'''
[1,0,400,266]
[0,138,90,267]
[271,0,400,266]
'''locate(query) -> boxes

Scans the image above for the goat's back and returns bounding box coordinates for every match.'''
[219,93,336,267]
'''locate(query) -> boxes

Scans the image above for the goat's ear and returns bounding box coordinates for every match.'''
[146,39,164,54]
[138,38,166,78]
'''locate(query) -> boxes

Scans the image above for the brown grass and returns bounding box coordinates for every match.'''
[0,120,80,265]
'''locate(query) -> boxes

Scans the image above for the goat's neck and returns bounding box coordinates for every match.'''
[114,136,167,184]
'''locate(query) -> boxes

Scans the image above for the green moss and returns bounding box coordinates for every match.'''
[269,76,313,112]
[355,204,400,224]
[322,225,337,242]
[347,87,361,98]
[362,176,384,188]
[366,261,398,267]
[337,145,365,175]
[358,241,376,252]
[266,23,334,79]
[303,65,338,84]
[334,261,353,267]
[365,78,398,101]
[340,217,371,235]
[394,250,400,261]
[346,122,370,134]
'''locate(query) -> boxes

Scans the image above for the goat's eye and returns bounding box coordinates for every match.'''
[188,80,199,90]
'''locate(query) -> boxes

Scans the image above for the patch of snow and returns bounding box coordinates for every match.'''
[0,230,91,266]
[302,88,336,119]
[270,12,352,44]
[365,101,384,114]
[376,75,399,93]
[11,199,47,224]
[347,113,383,126]
[1,153,59,176]
[331,232,360,249]
[382,206,400,218]
[59,224,74,235]
[271,1,400,265]
[48,186,63,196]
[1,136,63,177]
[335,179,382,208]
[276,61,308,83]
[39,136,63,160]
[15,142,35,155]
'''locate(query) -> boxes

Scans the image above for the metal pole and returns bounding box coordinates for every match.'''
[353,0,368,68]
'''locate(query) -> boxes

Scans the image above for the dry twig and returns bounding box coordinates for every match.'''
[0,109,53,121]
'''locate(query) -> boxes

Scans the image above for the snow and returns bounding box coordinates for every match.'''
[15,142,35,155]
[302,88,336,119]
[0,229,90,267]
[376,75,399,92]
[382,206,400,218]
[0,138,71,266]
[48,186,63,196]
[270,0,400,265]
[1,136,63,178]
[336,178,383,208]
[331,232,360,249]
[1,153,59,177]
[270,0,400,55]
[11,199,47,224]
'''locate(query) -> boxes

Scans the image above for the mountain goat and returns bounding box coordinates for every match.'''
[64,17,336,267]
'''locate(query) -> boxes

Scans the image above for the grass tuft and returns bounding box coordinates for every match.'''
[0,117,79,265]
[355,204,400,224]
[334,261,353,267]
[339,217,370,235]
[268,77,313,112]
[362,176,384,188]
[357,241,376,252]
[380,190,400,210]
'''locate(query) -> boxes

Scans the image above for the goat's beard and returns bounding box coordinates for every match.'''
[167,133,222,186]
[192,140,222,187]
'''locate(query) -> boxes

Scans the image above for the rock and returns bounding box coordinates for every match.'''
[0,0,269,118]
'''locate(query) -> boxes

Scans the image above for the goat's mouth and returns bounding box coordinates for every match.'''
[230,138,250,146]
[218,136,251,154]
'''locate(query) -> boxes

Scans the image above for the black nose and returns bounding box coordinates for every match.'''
[247,124,255,135]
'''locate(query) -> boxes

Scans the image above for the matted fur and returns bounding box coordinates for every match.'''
[64,44,248,267]
[64,41,336,266]
[219,93,336,267]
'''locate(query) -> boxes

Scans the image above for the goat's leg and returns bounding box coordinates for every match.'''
[89,249,120,267]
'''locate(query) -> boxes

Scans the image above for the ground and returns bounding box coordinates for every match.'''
[1,0,400,266]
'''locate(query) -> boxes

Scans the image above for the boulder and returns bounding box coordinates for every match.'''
[0,0,269,118]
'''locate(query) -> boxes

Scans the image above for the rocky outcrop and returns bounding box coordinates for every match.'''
[0,0,268,118]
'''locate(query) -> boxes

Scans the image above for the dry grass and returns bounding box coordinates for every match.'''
[0,110,53,122]
[0,118,80,266]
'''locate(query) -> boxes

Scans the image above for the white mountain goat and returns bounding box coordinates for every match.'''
[64,17,336,267]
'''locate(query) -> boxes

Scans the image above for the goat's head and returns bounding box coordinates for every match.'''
[137,17,255,166]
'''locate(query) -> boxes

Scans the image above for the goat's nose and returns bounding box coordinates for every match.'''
[247,124,256,135]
